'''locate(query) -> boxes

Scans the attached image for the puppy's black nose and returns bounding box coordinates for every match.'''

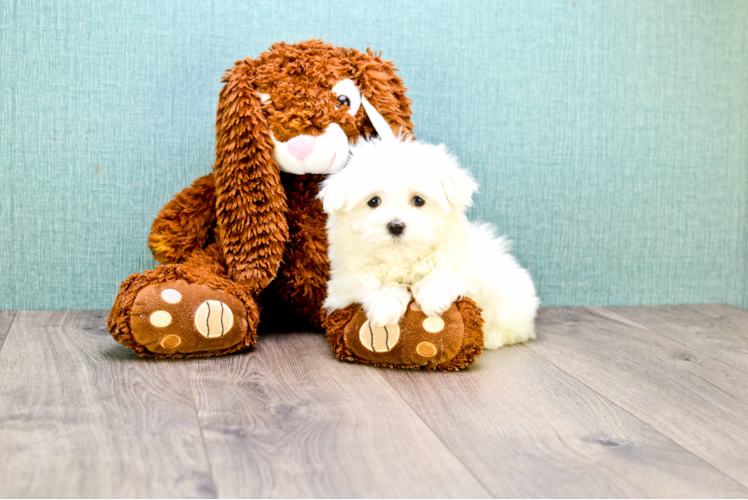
[387,221,406,236]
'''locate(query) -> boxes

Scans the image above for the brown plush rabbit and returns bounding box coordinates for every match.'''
[108,39,482,369]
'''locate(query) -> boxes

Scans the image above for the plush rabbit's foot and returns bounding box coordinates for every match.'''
[109,265,259,358]
[323,298,484,371]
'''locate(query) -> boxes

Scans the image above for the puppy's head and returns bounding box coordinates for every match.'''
[319,136,478,250]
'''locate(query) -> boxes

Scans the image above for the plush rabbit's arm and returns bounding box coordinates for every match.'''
[148,174,217,265]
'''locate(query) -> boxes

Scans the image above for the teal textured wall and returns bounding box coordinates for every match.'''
[1,0,746,310]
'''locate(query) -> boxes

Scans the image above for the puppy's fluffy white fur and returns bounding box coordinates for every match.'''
[319,137,539,349]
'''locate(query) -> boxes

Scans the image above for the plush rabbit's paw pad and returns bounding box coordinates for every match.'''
[130,280,248,355]
[340,300,468,367]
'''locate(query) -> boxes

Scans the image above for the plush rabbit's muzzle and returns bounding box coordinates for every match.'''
[265,79,396,176]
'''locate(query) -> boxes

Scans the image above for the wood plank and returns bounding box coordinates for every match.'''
[379,341,748,498]
[0,310,216,498]
[187,332,491,499]
[609,304,748,375]
[685,304,748,342]
[691,304,748,328]
[0,310,16,352]
[527,306,748,488]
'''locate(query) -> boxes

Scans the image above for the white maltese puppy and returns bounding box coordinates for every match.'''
[318,136,539,349]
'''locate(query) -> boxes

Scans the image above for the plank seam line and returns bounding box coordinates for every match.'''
[0,311,18,354]
[686,304,748,323]
[708,304,748,316]
[595,306,748,378]
[376,370,496,498]
[186,365,220,499]
[520,342,748,492]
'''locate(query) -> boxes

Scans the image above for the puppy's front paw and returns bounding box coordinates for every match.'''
[363,287,411,327]
[411,275,464,317]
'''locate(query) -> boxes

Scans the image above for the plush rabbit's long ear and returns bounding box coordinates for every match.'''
[214,59,289,294]
[353,49,415,139]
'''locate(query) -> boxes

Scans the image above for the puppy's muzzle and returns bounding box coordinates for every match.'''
[387,221,406,236]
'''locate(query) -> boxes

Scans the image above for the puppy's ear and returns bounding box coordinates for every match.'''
[317,172,349,214]
[214,58,289,292]
[439,148,478,209]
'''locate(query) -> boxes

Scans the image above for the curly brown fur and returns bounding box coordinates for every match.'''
[149,174,217,264]
[108,264,259,358]
[322,305,360,359]
[252,41,413,142]
[261,173,329,327]
[214,59,289,293]
[183,242,227,276]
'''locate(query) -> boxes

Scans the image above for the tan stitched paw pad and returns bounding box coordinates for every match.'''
[194,300,234,338]
[359,322,401,352]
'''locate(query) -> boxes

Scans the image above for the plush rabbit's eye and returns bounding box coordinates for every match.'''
[367,197,381,208]
[258,92,272,106]
[331,79,362,116]
[412,196,425,207]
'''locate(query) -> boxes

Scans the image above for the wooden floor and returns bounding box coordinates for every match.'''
[1,305,748,498]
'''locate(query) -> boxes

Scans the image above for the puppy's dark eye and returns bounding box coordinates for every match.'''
[337,95,351,108]
[367,197,381,208]
[412,196,425,207]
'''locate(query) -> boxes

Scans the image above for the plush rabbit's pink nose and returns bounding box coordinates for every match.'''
[286,135,316,160]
